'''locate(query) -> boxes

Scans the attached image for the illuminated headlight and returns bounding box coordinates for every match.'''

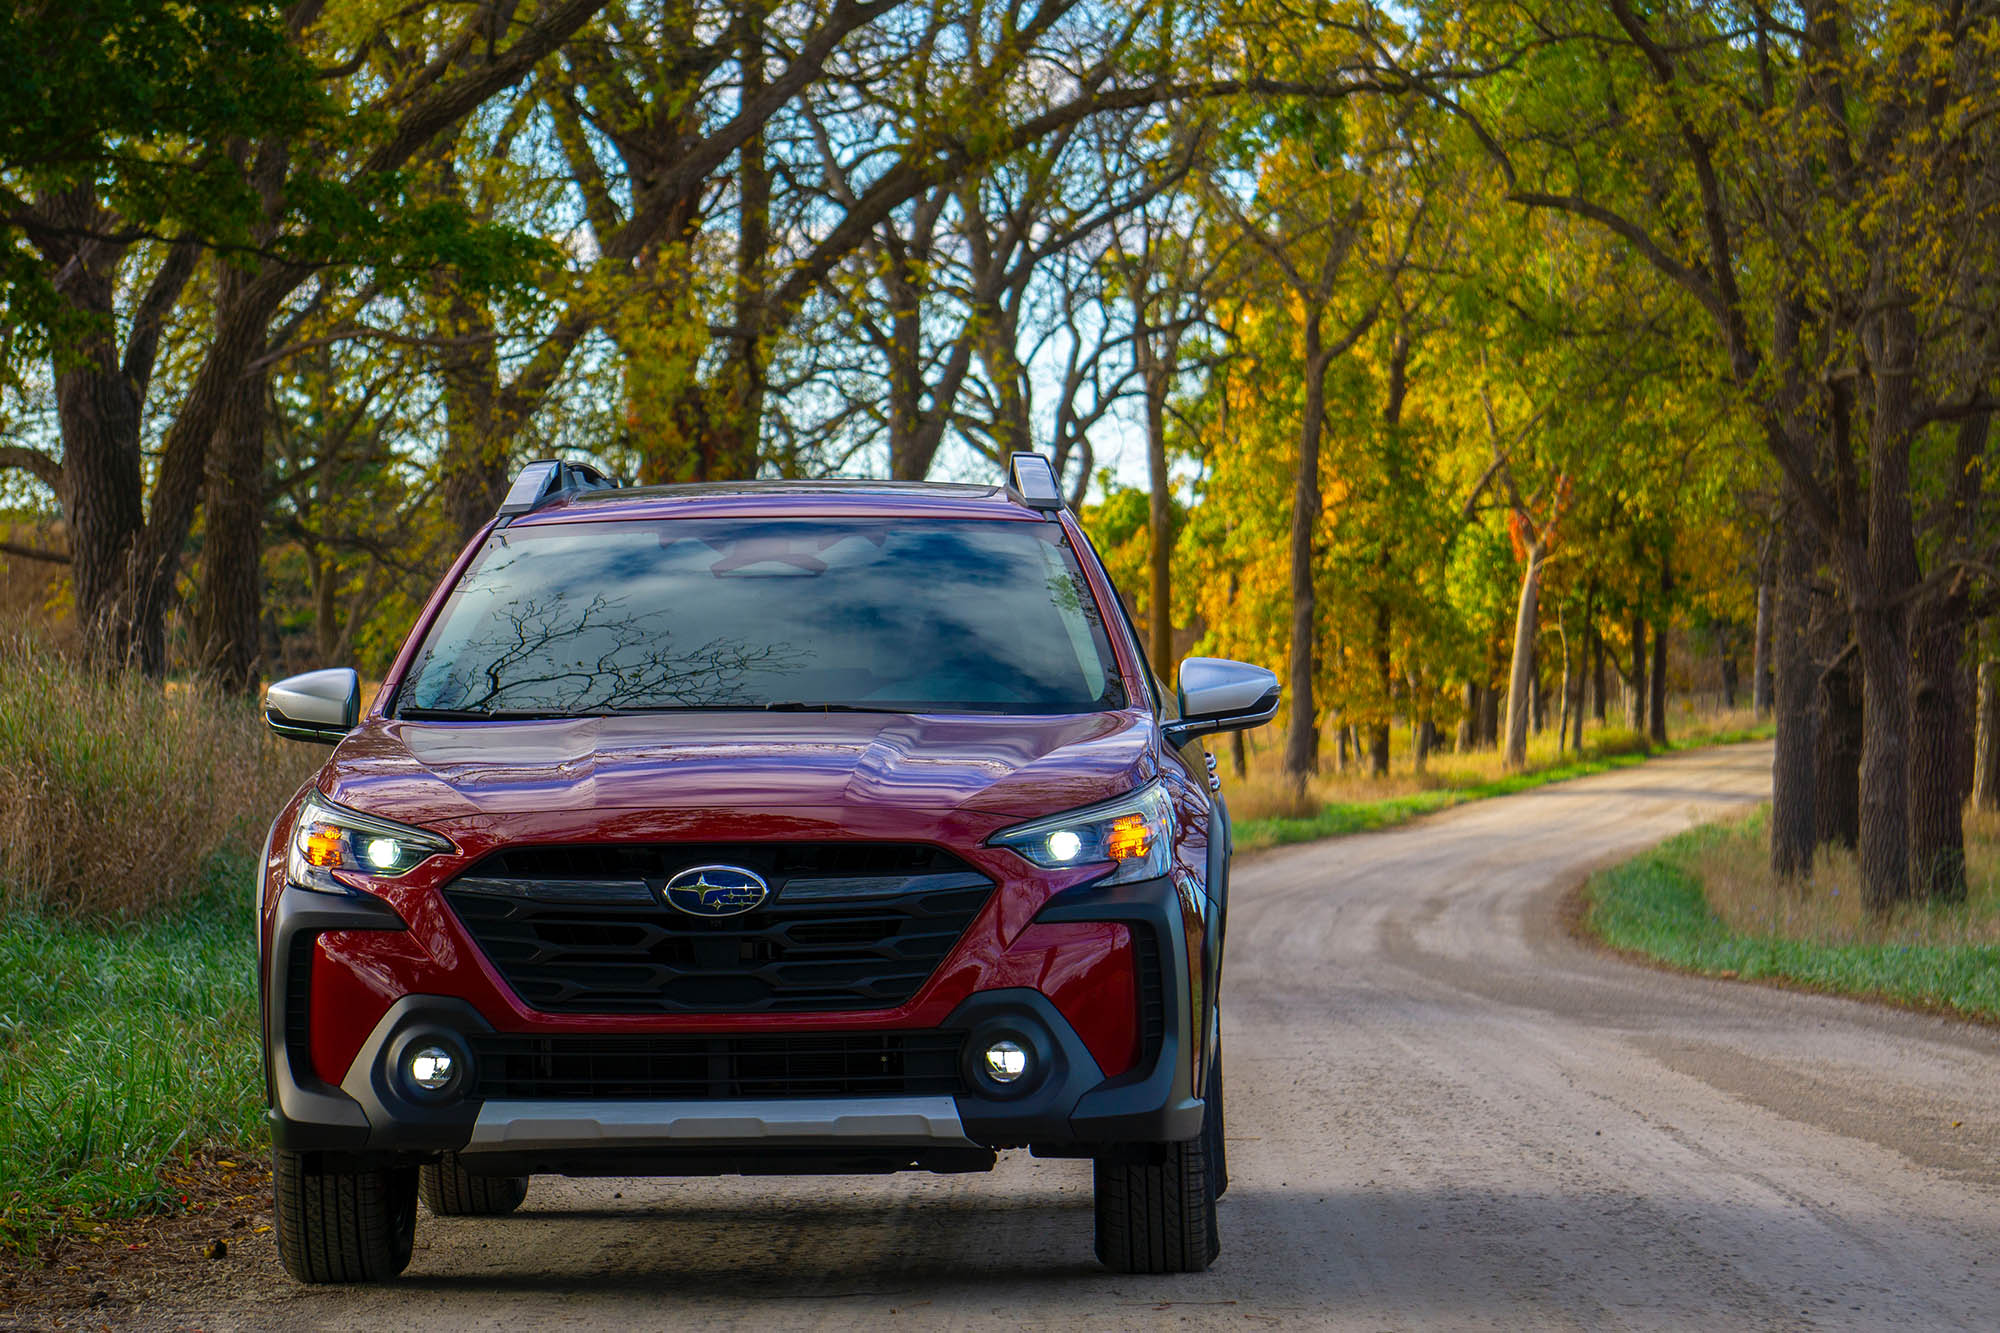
[988,782,1174,885]
[287,794,453,894]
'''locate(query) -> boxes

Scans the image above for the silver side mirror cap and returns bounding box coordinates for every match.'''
[266,668,361,744]
[1164,657,1280,748]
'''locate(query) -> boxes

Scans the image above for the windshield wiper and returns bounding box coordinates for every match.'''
[761,701,911,714]
[397,707,592,721]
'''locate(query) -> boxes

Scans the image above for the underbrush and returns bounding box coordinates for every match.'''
[1229,709,1769,851]
[0,636,313,918]
[0,865,262,1254]
[1585,809,2000,1021]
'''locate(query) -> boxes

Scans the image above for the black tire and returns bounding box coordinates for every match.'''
[1205,1050,1229,1199]
[272,1150,418,1284]
[420,1154,529,1216]
[1093,1134,1220,1274]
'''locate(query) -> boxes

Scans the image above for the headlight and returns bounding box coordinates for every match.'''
[287,793,453,894]
[988,782,1174,885]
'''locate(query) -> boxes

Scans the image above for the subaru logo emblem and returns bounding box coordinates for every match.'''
[661,864,769,918]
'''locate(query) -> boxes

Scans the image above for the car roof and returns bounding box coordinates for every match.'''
[510,478,1049,526]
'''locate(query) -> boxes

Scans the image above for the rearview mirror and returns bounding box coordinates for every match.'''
[1163,657,1280,749]
[266,668,361,744]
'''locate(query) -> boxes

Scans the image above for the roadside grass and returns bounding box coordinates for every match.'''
[0,858,261,1255]
[1584,808,2000,1021]
[1231,709,1771,852]
[0,634,312,919]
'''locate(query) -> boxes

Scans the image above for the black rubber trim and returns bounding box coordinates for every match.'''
[946,989,1104,1144]
[1031,874,1204,1143]
[264,882,408,1151]
[337,996,496,1152]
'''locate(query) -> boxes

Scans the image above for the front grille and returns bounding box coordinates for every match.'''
[467,1030,965,1100]
[443,843,994,1015]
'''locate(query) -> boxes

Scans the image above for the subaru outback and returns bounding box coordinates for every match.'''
[258,452,1278,1281]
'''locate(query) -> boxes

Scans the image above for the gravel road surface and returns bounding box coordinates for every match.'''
[157,743,2000,1330]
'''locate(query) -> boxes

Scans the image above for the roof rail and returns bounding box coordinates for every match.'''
[1007,451,1064,512]
[496,458,621,521]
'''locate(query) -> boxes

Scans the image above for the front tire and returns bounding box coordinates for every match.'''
[420,1154,529,1216]
[1093,1133,1220,1274]
[1205,1049,1229,1199]
[272,1150,418,1284]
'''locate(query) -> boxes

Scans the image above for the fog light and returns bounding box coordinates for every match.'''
[983,1039,1029,1084]
[407,1044,457,1092]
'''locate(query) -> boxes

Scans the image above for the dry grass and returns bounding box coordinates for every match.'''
[1224,705,1759,822]
[1686,807,2000,949]
[0,637,317,920]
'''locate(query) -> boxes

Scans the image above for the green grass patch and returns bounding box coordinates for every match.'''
[0,856,261,1253]
[1584,818,2000,1021]
[1233,723,1772,853]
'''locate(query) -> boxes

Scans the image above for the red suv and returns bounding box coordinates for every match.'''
[258,453,1277,1282]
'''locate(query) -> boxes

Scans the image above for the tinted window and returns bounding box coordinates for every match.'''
[397,519,1125,716]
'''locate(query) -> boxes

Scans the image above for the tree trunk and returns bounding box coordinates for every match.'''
[1368,598,1391,776]
[1230,728,1247,781]
[192,352,268,693]
[49,240,149,672]
[1530,645,1546,734]
[1753,580,1775,717]
[1851,300,1922,912]
[1479,671,1500,748]
[1908,584,1970,901]
[1334,722,1350,773]
[1457,682,1477,752]
[1282,334,1329,792]
[1569,647,1587,752]
[1144,328,1174,677]
[1591,624,1607,722]
[1720,652,1739,710]
[1769,509,1818,876]
[1503,543,1545,770]
[1974,661,2000,812]
[1648,556,1671,745]
[1556,615,1572,756]
[1815,640,1863,852]
[724,5,771,478]
[1625,612,1647,732]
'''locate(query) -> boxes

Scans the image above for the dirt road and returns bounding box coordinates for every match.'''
[159,744,2000,1329]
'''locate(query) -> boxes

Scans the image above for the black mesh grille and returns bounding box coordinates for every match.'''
[1133,928,1167,1066]
[443,843,994,1015]
[285,932,316,1083]
[467,1030,965,1100]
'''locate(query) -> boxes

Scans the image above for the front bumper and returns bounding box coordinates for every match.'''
[264,872,1203,1168]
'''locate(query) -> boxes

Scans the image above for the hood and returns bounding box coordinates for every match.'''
[318,709,1157,833]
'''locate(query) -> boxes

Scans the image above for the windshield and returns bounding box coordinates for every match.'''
[394,518,1126,717]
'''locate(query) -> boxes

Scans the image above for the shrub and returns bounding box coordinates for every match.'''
[0,636,316,919]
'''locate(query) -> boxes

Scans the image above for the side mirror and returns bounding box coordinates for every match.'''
[266,668,361,744]
[1163,657,1281,749]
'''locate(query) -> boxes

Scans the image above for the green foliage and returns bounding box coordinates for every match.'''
[1587,822,2000,1022]
[0,0,322,349]
[0,865,261,1253]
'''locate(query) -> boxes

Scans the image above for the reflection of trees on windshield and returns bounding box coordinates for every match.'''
[405,592,800,714]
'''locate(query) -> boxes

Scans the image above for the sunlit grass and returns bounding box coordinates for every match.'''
[1226,705,1768,851]
[0,635,314,919]
[1585,808,2000,1020]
